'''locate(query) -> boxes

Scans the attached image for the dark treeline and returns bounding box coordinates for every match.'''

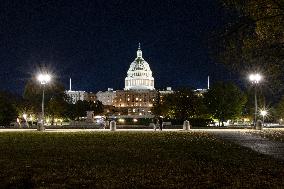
[0,78,104,126]
[1,80,284,126]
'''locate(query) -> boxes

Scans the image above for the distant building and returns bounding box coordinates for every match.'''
[85,92,97,102]
[194,76,210,97]
[96,44,174,116]
[66,90,87,104]
[67,44,209,117]
[160,87,174,95]
[96,88,116,106]
[65,78,88,104]
[113,90,157,116]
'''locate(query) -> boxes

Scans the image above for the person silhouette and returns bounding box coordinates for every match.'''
[158,117,163,131]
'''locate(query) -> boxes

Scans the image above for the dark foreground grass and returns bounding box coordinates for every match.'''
[0,132,283,188]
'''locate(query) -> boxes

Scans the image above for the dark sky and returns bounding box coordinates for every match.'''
[0,0,235,94]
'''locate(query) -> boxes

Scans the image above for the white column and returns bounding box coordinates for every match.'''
[69,78,72,91]
[208,76,210,89]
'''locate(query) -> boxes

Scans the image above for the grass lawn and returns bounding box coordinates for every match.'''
[245,128,284,142]
[0,132,283,188]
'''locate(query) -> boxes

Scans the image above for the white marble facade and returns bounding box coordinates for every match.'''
[124,44,154,90]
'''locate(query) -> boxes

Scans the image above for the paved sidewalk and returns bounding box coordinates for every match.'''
[207,130,284,160]
[0,128,181,132]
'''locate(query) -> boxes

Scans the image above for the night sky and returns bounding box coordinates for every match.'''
[1,0,235,94]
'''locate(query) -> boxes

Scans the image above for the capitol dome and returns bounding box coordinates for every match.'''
[124,44,155,90]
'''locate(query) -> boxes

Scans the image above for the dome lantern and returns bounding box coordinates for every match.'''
[137,42,142,58]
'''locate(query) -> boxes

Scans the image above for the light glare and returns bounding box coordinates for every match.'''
[249,73,262,83]
[260,110,268,116]
[37,73,51,84]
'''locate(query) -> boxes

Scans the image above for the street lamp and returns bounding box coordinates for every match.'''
[249,73,262,128]
[260,109,268,126]
[37,73,51,131]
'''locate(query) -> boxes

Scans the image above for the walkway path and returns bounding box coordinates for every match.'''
[207,130,284,160]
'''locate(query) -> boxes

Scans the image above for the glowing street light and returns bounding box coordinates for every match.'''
[249,73,262,84]
[37,73,51,131]
[260,109,268,126]
[249,73,262,128]
[37,74,51,85]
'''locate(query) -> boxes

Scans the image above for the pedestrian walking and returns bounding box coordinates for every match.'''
[159,117,163,131]
[154,117,159,131]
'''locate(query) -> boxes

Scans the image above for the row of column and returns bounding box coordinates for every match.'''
[125,79,154,87]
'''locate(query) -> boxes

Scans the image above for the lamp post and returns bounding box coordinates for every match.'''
[249,73,262,128]
[37,73,51,131]
[260,110,267,127]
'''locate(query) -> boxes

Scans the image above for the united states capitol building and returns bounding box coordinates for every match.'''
[66,44,208,117]
[96,44,172,117]
[66,44,173,117]
[124,44,155,90]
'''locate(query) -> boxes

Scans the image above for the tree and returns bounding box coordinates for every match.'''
[204,82,247,126]
[169,89,201,120]
[211,0,284,93]
[65,103,77,120]
[46,95,68,124]
[151,91,164,117]
[74,100,90,120]
[275,96,284,120]
[23,79,43,113]
[23,78,68,124]
[0,92,18,126]
[152,88,204,121]
[64,100,104,121]
[90,100,104,115]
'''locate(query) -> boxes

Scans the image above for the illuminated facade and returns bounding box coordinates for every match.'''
[66,90,87,104]
[124,44,154,90]
[113,90,157,115]
[66,90,97,104]
[96,88,116,106]
[85,92,97,102]
[95,44,173,116]
[97,87,173,116]
[65,78,88,104]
